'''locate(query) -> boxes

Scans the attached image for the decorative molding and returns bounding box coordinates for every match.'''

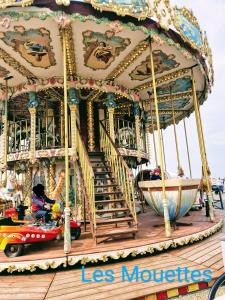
[149,91,192,103]
[87,100,95,151]
[0,47,34,78]
[59,25,76,78]
[0,218,222,273]
[153,0,172,30]
[55,0,70,6]
[172,6,204,53]
[107,40,149,80]
[84,0,153,21]
[6,77,140,102]
[0,0,33,9]
[134,68,190,92]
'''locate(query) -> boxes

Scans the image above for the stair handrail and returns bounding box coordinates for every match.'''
[76,125,96,234]
[99,121,137,224]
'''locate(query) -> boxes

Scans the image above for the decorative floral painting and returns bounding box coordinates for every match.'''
[174,8,203,49]
[130,50,180,81]
[82,30,131,70]
[0,26,56,68]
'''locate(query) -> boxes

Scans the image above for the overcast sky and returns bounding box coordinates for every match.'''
[149,0,225,178]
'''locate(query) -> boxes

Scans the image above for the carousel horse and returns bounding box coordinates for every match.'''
[0,174,23,207]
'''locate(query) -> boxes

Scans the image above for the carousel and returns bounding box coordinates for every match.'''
[0,0,222,272]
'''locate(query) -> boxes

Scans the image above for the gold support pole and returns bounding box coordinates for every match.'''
[60,101,64,147]
[192,69,214,221]
[24,165,33,208]
[70,104,78,208]
[2,81,9,186]
[63,28,71,254]
[197,100,208,164]
[150,101,158,167]
[145,121,151,161]
[171,97,181,174]
[108,107,115,142]
[149,38,171,237]
[48,161,55,196]
[28,107,36,164]
[183,119,192,178]
[135,114,141,162]
[69,104,77,161]
[87,100,95,152]
[161,128,167,171]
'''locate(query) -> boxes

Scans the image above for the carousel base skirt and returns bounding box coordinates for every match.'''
[0,209,223,273]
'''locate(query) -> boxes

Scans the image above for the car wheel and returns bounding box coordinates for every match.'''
[4,244,24,258]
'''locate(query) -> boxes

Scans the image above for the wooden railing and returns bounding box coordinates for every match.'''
[76,124,96,235]
[100,121,137,224]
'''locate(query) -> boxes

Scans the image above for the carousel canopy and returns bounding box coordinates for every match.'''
[0,0,213,128]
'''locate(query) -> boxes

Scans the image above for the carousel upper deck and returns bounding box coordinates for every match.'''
[0,0,216,253]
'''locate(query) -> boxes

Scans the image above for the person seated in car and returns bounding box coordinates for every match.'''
[151,168,162,180]
[32,184,55,223]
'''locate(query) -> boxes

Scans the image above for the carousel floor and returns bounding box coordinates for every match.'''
[0,207,224,274]
[0,210,225,300]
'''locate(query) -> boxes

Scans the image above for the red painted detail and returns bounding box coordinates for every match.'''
[198,282,208,289]
[157,291,168,300]
[178,286,188,295]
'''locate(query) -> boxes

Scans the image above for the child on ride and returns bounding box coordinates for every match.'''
[32,184,55,223]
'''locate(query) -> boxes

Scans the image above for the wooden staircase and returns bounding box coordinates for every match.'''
[89,152,137,243]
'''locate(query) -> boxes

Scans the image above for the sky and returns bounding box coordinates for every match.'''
[149,0,225,178]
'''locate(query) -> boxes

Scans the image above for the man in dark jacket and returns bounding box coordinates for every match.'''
[32,184,55,223]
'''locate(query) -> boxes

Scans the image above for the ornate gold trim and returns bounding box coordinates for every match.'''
[59,25,76,78]
[84,0,153,21]
[146,91,192,104]
[134,68,190,92]
[0,0,33,9]
[107,40,149,80]
[0,48,34,78]
[87,100,95,152]
[0,219,222,273]
[172,6,204,53]
[153,0,172,31]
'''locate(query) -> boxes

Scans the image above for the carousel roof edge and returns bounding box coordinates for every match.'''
[0,1,212,85]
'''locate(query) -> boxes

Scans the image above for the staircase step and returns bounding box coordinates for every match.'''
[89,152,104,157]
[96,217,133,225]
[94,177,115,181]
[95,184,117,188]
[90,160,107,163]
[95,199,126,204]
[96,208,129,214]
[93,167,110,171]
[95,171,112,175]
[95,227,137,238]
[95,191,122,196]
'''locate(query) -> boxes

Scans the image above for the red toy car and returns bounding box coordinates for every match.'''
[0,205,81,257]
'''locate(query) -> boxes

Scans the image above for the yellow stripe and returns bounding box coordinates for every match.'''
[188,283,199,292]
[167,288,179,298]
[145,294,157,300]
